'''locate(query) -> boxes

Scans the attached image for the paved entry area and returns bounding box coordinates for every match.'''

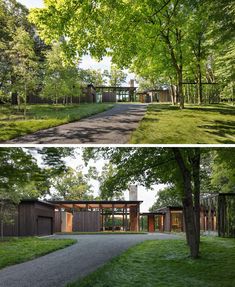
[0,233,179,287]
[7,104,147,144]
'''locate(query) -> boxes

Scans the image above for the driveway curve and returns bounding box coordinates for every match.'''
[6,104,147,144]
[0,233,179,287]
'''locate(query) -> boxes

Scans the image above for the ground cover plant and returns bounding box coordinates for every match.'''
[130,104,235,144]
[0,103,114,141]
[69,237,235,287]
[0,237,76,269]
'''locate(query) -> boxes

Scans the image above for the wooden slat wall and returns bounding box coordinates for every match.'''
[3,211,19,237]
[73,211,100,232]
[164,210,171,232]
[54,210,62,233]
[19,203,35,236]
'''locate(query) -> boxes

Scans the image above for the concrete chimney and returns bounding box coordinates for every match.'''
[129,79,135,87]
[129,185,138,201]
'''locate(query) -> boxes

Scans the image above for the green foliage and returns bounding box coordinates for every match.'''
[69,237,235,287]
[41,42,82,104]
[29,0,235,107]
[80,69,106,86]
[211,149,235,193]
[104,65,127,87]
[149,186,182,211]
[51,167,93,200]
[9,27,39,116]
[0,237,76,269]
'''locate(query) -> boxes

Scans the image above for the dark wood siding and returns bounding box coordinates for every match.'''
[164,210,171,232]
[19,202,36,236]
[3,210,19,237]
[73,211,100,232]
[3,201,55,237]
[54,210,62,233]
[37,217,53,236]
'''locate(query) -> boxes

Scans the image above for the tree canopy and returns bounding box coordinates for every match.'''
[29,0,235,107]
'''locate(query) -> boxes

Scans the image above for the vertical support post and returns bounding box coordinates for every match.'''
[122,208,125,231]
[112,204,114,232]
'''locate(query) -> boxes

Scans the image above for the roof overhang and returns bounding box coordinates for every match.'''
[48,200,143,209]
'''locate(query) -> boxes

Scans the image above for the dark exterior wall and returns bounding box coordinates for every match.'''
[3,207,19,237]
[164,210,171,232]
[218,194,235,237]
[73,211,100,232]
[3,201,55,237]
[102,92,116,102]
[18,202,36,236]
[159,90,171,102]
[54,210,62,233]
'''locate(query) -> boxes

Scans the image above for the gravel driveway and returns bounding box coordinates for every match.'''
[0,233,179,287]
[6,104,147,144]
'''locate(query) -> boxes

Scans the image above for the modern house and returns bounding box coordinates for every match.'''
[141,193,235,237]
[141,206,184,233]
[2,191,235,238]
[137,89,172,103]
[2,185,142,237]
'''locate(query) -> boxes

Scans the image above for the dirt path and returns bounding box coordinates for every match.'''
[6,104,147,144]
[0,233,179,287]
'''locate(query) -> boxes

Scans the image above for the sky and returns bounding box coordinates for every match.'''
[18,0,136,85]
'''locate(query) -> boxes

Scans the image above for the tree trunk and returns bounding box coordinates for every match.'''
[178,68,184,109]
[0,203,4,240]
[173,148,199,258]
[197,66,203,105]
[24,83,27,118]
[191,148,201,244]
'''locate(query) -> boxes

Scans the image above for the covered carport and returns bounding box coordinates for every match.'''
[50,200,143,233]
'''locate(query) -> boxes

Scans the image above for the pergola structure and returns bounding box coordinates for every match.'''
[50,200,143,233]
[95,86,137,102]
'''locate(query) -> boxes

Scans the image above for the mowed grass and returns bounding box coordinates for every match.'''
[130,104,235,144]
[0,103,114,141]
[0,237,76,269]
[69,237,235,287]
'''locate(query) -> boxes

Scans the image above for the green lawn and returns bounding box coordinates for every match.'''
[69,237,235,287]
[130,104,235,144]
[0,237,76,269]
[0,103,114,141]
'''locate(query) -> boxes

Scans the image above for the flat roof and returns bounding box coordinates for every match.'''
[48,200,143,209]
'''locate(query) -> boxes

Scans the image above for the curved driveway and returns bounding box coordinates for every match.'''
[0,233,179,287]
[6,104,147,144]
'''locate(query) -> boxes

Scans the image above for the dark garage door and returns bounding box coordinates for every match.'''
[37,216,52,236]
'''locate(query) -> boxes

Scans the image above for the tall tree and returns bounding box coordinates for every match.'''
[104,65,127,87]
[51,167,93,200]
[83,147,201,258]
[149,186,182,211]
[9,27,38,116]
[0,147,48,238]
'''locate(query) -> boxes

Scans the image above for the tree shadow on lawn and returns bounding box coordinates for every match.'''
[148,104,178,112]
[142,116,160,123]
[199,120,235,144]
[186,105,235,116]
